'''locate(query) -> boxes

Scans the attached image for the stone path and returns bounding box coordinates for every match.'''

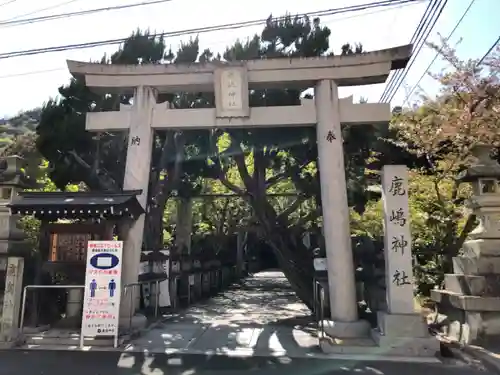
[126,270,320,357]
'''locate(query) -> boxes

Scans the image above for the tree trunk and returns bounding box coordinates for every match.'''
[267,229,315,309]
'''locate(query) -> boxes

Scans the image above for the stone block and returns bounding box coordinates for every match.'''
[482,311,500,336]
[377,312,429,338]
[463,239,500,258]
[445,274,486,296]
[452,256,500,275]
[322,319,371,339]
[371,329,440,357]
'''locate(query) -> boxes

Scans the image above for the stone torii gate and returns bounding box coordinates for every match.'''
[67,44,412,339]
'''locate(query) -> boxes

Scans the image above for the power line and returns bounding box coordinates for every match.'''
[379,0,437,101]
[0,0,422,60]
[402,0,476,105]
[478,35,500,66]
[0,0,16,8]
[386,0,447,102]
[2,0,81,22]
[0,0,175,29]
[380,0,447,102]
[379,0,441,102]
[0,1,423,80]
[0,68,62,79]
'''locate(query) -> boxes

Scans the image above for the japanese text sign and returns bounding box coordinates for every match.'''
[81,241,123,338]
[382,165,415,314]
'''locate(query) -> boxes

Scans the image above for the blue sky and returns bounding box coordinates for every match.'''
[0,0,498,117]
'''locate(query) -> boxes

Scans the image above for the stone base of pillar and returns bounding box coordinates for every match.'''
[321,319,371,339]
[119,313,148,332]
[371,312,439,357]
[320,313,440,358]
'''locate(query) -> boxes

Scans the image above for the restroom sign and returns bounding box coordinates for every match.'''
[81,241,123,343]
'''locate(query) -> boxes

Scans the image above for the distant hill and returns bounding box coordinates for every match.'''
[0,108,40,150]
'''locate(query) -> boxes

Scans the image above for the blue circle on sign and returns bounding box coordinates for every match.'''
[90,253,120,270]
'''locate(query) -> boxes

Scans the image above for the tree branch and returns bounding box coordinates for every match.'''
[277,195,306,221]
[291,206,322,229]
[265,161,309,188]
[228,134,254,190]
[67,150,118,191]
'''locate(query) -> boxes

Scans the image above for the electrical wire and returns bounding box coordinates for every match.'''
[0,0,423,60]
[0,1,425,80]
[0,0,175,28]
[384,0,447,102]
[477,35,500,66]
[0,0,16,8]
[379,0,442,102]
[380,0,447,102]
[1,0,82,22]
[379,0,437,101]
[402,0,476,105]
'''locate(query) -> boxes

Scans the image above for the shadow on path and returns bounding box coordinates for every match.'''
[0,350,493,375]
[128,270,319,356]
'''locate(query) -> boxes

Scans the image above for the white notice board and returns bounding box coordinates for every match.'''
[80,240,123,347]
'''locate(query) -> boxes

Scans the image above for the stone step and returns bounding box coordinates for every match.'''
[319,331,440,358]
[431,289,500,311]
[22,332,119,347]
[371,329,440,357]
[444,274,486,296]
[319,336,378,355]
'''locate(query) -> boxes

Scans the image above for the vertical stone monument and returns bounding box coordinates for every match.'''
[373,165,439,356]
[0,257,24,345]
[431,145,500,344]
[0,156,32,346]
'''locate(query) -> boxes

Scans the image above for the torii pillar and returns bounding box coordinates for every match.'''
[316,81,370,337]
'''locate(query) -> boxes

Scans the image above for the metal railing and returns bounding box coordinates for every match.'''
[123,277,167,330]
[20,278,168,334]
[313,279,326,338]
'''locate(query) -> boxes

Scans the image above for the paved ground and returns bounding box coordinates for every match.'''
[126,271,318,357]
[1,271,497,373]
[0,350,494,375]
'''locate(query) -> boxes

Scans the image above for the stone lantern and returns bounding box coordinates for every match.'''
[457,144,500,239]
[0,155,31,255]
[431,144,500,344]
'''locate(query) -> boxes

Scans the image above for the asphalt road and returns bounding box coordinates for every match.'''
[0,350,494,375]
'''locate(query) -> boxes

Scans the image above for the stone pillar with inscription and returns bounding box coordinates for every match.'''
[373,165,438,356]
[0,257,24,345]
[119,86,157,328]
[315,80,370,339]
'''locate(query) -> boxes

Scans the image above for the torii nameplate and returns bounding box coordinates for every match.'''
[214,66,250,118]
